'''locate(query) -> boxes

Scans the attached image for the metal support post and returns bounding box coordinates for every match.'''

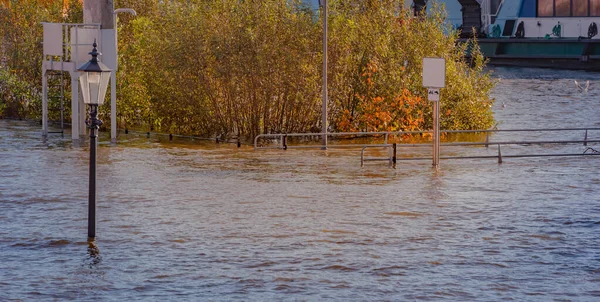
[71,74,81,142]
[433,101,440,168]
[392,143,397,168]
[111,71,117,143]
[42,69,48,140]
[87,104,102,239]
[321,0,328,150]
[497,144,503,164]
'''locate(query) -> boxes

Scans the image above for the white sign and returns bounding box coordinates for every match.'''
[43,23,63,56]
[428,88,440,101]
[422,57,446,88]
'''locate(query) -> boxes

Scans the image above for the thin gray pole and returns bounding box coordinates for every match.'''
[88,104,99,239]
[42,69,48,140]
[433,101,440,168]
[321,0,328,150]
[110,72,117,143]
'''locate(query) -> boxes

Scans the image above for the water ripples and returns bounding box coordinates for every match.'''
[1,67,600,300]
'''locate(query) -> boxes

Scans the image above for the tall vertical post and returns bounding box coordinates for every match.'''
[79,40,111,240]
[42,69,48,140]
[71,75,80,142]
[110,9,136,143]
[321,0,328,150]
[87,104,99,239]
[433,101,440,168]
[422,57,446,169]
[110,72,117,143]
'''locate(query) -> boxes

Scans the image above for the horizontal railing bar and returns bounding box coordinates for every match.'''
[257,127,600,139]
[287,144,385,149]
[256,144,393,150]
[397,153,600,161]
[391,140,600,147]
[442,127,600,133]
[443,140,600,146]
[256,139,600,150]
[257,131,401,138]
[255,128,600,149]
[41,22,101,26]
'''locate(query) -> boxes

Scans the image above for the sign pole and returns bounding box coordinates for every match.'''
[422,58,446,169]
[433,100,440,168]
[321,0,328,150]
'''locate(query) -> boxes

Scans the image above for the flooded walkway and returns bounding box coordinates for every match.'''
[0,67,599,300]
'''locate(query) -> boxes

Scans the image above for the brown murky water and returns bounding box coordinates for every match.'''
[1,67,599,300]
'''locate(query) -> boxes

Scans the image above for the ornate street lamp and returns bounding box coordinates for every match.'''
[78,40,111,239]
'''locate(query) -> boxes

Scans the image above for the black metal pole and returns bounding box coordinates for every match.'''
[87,104,101,239]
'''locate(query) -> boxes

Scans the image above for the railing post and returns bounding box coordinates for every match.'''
[384,133,388,144]
[497,144,503,164]
[253,135,260,150]
[283,134,288,150]
[485,132,489,148]
[360,147,365,167]
[584,129,588,146]
[393,143,397,167]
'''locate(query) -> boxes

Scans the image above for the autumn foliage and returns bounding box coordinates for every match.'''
[0,0,495,140]
[337,61,427,134]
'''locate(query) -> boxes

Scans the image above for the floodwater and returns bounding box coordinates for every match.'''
[1,67,599,300]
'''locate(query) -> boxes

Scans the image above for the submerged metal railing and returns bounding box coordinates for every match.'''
[255,128,600,164]
[254,131,402,150]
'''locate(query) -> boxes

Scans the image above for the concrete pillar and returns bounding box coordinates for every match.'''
[84,0,114,29]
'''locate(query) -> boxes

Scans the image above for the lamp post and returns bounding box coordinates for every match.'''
[78,40,112,239]
[319,0,328,150]
[111,8,136,143]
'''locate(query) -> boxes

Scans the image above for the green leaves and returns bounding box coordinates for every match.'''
[1,0,494,137]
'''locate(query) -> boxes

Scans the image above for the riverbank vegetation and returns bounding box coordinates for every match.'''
[0,0,495,140]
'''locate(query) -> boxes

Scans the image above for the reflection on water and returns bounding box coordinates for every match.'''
[0,67,599,300]
[86,240,101,268]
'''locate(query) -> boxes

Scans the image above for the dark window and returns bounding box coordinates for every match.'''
[538,0,600,16]
[538,0,554,16]
[555,0,571,16]
[593,0,600,16]
[573,0,589,16]
[502,20,516,36]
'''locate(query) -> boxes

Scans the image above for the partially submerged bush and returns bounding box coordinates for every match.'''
[0,0,494,138]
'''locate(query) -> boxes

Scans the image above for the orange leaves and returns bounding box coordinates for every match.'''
[335,59,427,134]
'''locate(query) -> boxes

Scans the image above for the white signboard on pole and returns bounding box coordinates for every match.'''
[427,88,440,101]
[422,57,446,88]
[422,57,445,169]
